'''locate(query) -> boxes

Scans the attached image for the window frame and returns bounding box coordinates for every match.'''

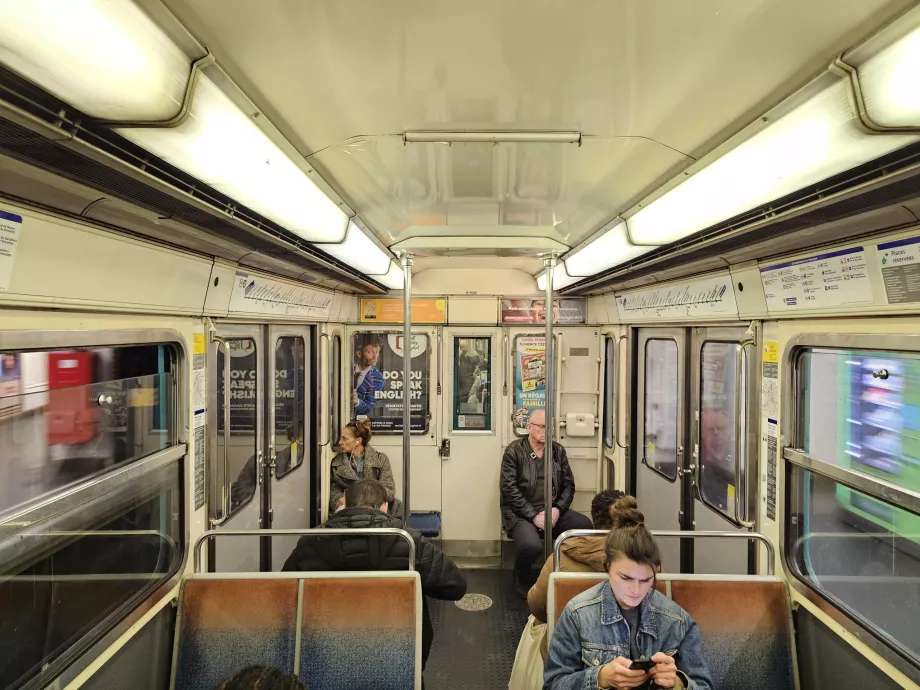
[0,328,187,690]
[273,334,306,481]
[603,336,615,449]
[782,333,920,684]
[642,337,680,482]
[451,335,493,433]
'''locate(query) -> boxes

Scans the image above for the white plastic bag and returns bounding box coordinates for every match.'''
[508,615,546,689]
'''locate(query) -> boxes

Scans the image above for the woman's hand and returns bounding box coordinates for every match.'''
[597,657,648,689]
[648,652,680,688]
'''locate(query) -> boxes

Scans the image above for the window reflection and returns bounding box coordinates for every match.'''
[699,342,743,515]
[644,340,678,480]
[274,337,305,479]
[454,337,491,431]
[0,346,175,516]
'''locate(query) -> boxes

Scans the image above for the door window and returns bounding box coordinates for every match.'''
[274,337,305,479]
[603,337,615,448]
[453,337,491,431]
[644,339,679,480]
[217,337,258,516]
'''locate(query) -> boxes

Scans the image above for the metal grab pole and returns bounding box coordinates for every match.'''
[543,254,557,561]
[400,252,413,521]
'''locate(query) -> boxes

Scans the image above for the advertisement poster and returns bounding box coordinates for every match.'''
[0,352,22,417]
[218,339,257,433]
[359,298,447,324]
[353,332,429,433]
[501,298,586,325]
[512,336,547,430]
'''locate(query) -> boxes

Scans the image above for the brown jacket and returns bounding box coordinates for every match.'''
[527,535,606,625]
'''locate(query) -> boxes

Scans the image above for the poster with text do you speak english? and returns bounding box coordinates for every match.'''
[353,332,429,434]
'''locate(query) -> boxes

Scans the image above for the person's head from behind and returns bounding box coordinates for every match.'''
[356,335,381,368]
[338,419,371,455]
[701,407,732,461]
[590,489,625,529]
[215,666,308,690]
[345,478,388,513]
[526,408,547,446]
[603,495,661,610]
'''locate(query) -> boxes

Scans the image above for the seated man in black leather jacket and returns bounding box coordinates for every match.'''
[282,478,467,674]
[500,408,592,597]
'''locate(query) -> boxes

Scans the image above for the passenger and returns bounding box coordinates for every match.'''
[329,419,403,519]
[283,478,467,673]
[215,665,308,690]
[500,408,592,597]
[527,489,624,625]
[700,407,735,513]
[544,496,714,690]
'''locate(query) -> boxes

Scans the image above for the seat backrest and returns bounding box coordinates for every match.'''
[670,579,795,690]
[172,572,420,690]
[548,573,666,636]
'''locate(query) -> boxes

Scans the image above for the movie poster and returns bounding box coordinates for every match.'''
[501,298,586,325]
[353,332,429,433]
[512,335,547,430]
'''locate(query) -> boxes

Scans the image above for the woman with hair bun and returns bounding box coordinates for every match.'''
[544,496,713,690]
[329,419,403,519]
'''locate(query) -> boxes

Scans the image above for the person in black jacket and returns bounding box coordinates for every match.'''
[500,408,592,597]
[282,478,467,674]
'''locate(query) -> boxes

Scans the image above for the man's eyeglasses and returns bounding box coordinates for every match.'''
[528,422,546,429]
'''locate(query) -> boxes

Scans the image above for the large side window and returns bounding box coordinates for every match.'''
[698,341,746,518]
[603,337,615,449]
[0,340,184,689]
[453,337,491,431]
[787,346,920,666]
[644,339,678,480]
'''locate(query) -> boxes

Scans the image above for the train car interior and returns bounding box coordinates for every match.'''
[3,1,920,688]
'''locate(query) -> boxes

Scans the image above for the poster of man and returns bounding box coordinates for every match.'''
[353,332,429,433]
[500,297,586,325]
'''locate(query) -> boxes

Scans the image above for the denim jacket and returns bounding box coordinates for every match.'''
[544,582,714,690]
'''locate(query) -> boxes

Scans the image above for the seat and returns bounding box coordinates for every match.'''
[408,512,441,537]
[547,573,666,636]
[172,572,421,690]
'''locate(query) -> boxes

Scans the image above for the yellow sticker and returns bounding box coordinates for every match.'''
[128,387,155,407]
[648,442,656,453]
[763,341,779,364]
[193,333,206,356]
[727,484,736,513]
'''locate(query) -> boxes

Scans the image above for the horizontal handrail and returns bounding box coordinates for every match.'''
[193,527,415,573]
[553,529,775,576]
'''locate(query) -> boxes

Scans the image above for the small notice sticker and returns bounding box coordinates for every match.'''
[763,341,779,364]
[193,333,206,356]
[0,209,23,291]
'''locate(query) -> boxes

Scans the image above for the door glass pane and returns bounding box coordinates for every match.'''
[274,337,305,479]
[217,338,258,516]
[699,341,743,516]
[453,337,491,431]
[789,470,920,662]
[799,348,920,488]
[644,339,678,480]
[0,346,176,516]
[603,338,615,448]
[331,335,341,441]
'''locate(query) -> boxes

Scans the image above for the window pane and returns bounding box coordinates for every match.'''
[699,342,744,516]
[799,348,920,489]
[331,336,341,441]
[644,339,678,480]
[218,338,258,515]
[274,337,305,479]
[0,346,176,516]
[453,337,491,431]
[0,461,182,689]
[789,470,920,661]
[603,338,615,448]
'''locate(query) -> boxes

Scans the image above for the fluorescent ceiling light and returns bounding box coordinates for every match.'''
[859,24,920,126]
[118,75,348,242]
[315,221,392,275]
[566,221,656,276]
[628,81,919,245]
[536,262,580,291]
[376,262,405,290]
[0,0,189,121]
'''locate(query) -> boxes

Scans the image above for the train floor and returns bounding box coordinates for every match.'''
[426,568,530,689]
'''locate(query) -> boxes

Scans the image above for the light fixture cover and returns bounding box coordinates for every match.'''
[628,81,918,245]
[377,262,405,290]
[0,0,189,120]
[859,23,920,127]
[118,75,349,242]
[566,221,655,276]
[315,221,392,275]
[536,262,580,291]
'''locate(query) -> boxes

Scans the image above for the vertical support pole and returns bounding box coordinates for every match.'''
[400,251,414,522]
[543,254,557,561]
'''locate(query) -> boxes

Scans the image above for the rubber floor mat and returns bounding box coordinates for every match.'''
[426,569,531,689]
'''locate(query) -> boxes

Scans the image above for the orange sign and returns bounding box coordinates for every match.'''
[359,298,447,324]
